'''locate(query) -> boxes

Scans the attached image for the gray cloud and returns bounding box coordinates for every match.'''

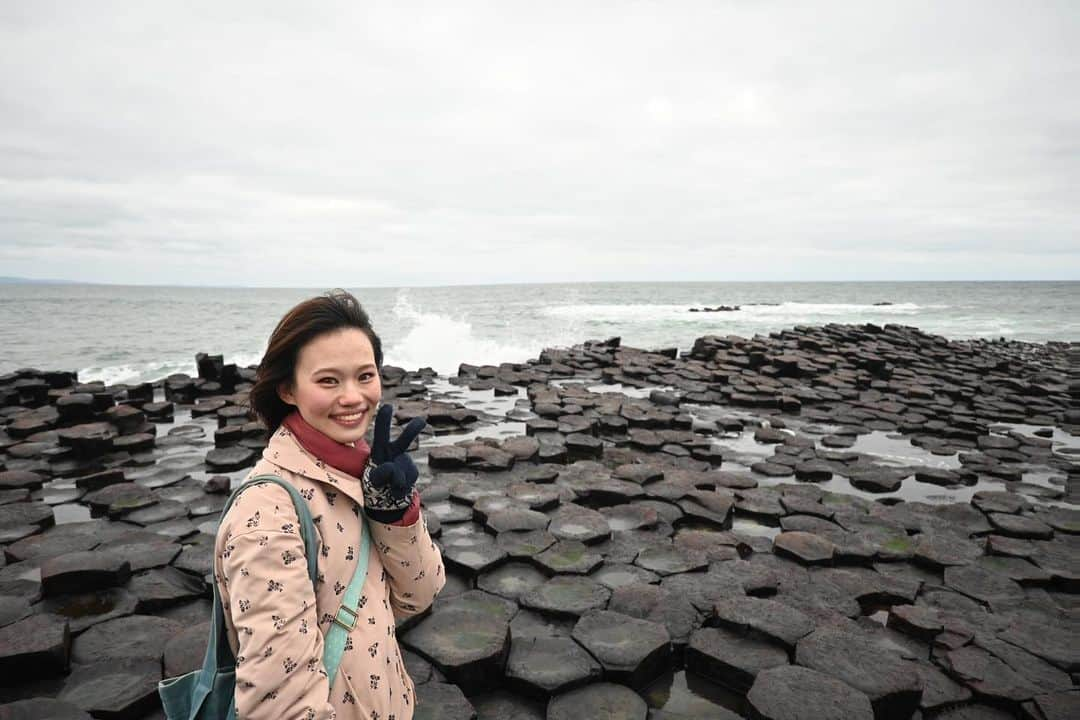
[1,0,1077,285]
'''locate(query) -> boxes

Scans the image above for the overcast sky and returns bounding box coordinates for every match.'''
[1,1,1077,286]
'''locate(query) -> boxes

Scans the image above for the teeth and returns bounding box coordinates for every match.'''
[334,412,364,421]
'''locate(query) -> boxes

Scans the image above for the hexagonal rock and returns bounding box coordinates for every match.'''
[795,625,923,720]
[204,446,257,472]
[567,609,669,688]
[442,539,508,577]
[913,532,983,569]
[496,529,556,559]
[912,660,972,712]
[82,483,157,517]
[501,436,540,461]
[633,545,708,576]
[748,664,873,720]
[0,699,91,720]
[401,590,514,693]
[711,595,815,650]
[36,587,140,634]
[521,575,610,618]
[70,613,184,665]
[546,682,647,720]
[987,512,1054,540]
[548,505,611,545]
[998,616,1080,672]
[773,531,835,566]
[607,584,699,646]
[506,482,561,511]
[0,470,45,491]
[466,443,515,471]
[613,464,664,485]
[794,460,833,482]
[428,445,468,469]
[942,645,1040,704]
[476,562,547,602]
[414,681,476,720]
[40,551,132,597]
[56,659,161,719]
[0,501,54,530]
[505,636,601,697]
[686,623,788,693]
[677,491,734,528]
[163,621,210,677]
[0,613,70,681]
[972,490,1029,515]
[943,564,1025,607]
[57,422,116,456]
[128,566,207,611]
[1025,691,1080,720]
[599,504,658,532]
[485,508,550,534]
[534,540,604,575]
[591,563,660,591]
[886,604,944,641]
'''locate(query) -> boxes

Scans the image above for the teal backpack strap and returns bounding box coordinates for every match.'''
[321,517,372,685]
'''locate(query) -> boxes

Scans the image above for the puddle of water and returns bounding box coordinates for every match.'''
[731,517,780,540]
[642,668,747,717]
[846,431,961,470]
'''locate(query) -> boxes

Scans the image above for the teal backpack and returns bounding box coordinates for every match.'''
[158,475,370,719]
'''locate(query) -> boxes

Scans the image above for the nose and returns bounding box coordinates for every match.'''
[338,380,365,406]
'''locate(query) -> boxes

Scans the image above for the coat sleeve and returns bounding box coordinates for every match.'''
[367,504,445,620]
[219,483,335,720]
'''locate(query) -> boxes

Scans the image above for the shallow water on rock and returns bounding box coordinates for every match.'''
[643,667,746,717]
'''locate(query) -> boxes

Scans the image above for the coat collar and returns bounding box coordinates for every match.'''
[262,425,367,508]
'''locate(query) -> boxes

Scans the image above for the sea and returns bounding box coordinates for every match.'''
[1,281,1077,385]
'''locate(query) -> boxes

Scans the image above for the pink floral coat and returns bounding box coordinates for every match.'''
[213,425,445,720]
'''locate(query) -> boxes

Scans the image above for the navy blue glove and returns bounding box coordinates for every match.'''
[362,404,426,521]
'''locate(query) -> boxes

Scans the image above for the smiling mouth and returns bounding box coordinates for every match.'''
[331,411,366,423]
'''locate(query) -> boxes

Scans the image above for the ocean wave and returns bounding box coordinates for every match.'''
[79,350,264,386]
[383,292,546,375]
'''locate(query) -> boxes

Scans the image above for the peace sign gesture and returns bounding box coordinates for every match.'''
[362,404,426,517]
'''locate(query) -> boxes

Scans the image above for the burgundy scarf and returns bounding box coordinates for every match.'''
[282,410,419,526]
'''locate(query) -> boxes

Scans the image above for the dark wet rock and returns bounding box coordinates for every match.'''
[40,551,131,596]
[685,625,788,693]
[0,502,54,531]
[710,595,814,650]
[163,620,210,677]
[0,471,45,491]
[773,531,834,565]
[913,467,967,487]
[4,520,108,563]
[747,664,873,720]
[203,445,256,472]
[943,644,1041,704]
[0,699,91,720]
[944,564,1025,607]
[1024,691,1080,720]
[572,609,671,687]
[974,554,1052,585]
[607,584,698,646]
[676,491,734,528]
[913,532,983,569]
[998,615,1080,672]
[987,512,1054,540]
[414,681,476,720]
[600,504,658,532]
[506,482,561,511]
[123,499,188,526]
[521,575,610,618]
[402,590,514,694]
[429,445,468,469]
[750,461,794,477]
[794,459,833,482]
[887,604,944,641]
[470,690,545,720]
[56,659,160,719]
[476,562,547,602]
[565,433,603,460]
[633,545,707,576]
[972,490,1029,515]
[912,660,972,711]
[849,468,905,493]
[33,587,139,634]
[534,541,603,575]
[496,530,556,559]
[70,613,183,665]
[57,422,116,457]
[505,636,601,697]
[509,608,575,640]
[83,482,156,517]
[546,682,647,720]
[591,563,660,591]
[0,595,31,628]
[466,443,516,471]
[0,613,70,681]
[973,634,1073,695]
[128,567,206,611]
[443,538,508,576]
[485,508,550,534]
[795,625,922,720]
[72,468,126,491]
[1034,506,1080,535]
[613,464,664,485]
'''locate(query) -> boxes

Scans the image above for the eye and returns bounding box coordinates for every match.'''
[317,377,337,386]
[359,372,376,382]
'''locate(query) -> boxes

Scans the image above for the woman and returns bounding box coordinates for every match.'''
[214,289,445,720]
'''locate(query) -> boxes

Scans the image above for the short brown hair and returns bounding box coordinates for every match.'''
[248,289,383,432]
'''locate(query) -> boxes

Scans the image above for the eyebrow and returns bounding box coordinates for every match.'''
[310,363,378,376]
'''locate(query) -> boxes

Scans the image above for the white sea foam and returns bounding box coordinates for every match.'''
[383,292,546,375]
[79,351,264,385]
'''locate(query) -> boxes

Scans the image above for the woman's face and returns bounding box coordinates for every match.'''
[278,327,382,445]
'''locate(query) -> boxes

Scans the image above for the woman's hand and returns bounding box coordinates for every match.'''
[362,404,426,520]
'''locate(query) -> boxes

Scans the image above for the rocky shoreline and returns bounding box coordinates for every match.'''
[1,323,1078,720]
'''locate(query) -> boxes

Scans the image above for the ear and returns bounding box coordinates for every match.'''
[277,382,296,406]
